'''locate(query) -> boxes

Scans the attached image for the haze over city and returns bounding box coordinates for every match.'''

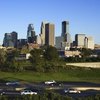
[0,0,100,44]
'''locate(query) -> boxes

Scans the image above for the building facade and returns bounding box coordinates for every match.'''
[75,34,85,48]
[62,21,69,37]
[55,36,63,49]
[17,39,27,48]
[84,36,94,49]
[75,34,94,49]
[45,23,55,46]
[3,31,18,48]
[27,24,36,43]
[40,22,46,45]
[61,21,71,44]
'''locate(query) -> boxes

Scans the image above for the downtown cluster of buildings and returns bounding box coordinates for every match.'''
[2,21,94,57]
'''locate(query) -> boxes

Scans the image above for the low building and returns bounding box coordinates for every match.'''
[15,53,31,60]
[58,50,81,57]
[65,50,81,57]
[27,43,40,51]
[17,39,27,48]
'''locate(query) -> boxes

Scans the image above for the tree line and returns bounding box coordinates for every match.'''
[0,46,100,72]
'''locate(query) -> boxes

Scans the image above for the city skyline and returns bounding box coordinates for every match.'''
[0,0,100,44]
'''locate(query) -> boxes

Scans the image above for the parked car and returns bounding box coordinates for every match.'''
[21,90,37,95]
[64,88,81,93]
[45,80,56,85]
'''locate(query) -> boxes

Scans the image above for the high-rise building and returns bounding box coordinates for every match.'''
[62,21,69,36]
[84,36,94,49]
[27,24,36,43]
[45,23,55,46]
[61,21,71,43]
[75,34,85,48]
[3,31,18,48]
[40,22,46,45]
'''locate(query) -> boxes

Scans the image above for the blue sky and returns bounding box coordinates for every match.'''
[0,0,100,44]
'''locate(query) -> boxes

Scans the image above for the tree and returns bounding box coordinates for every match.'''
[44,46,59,61]
[20,45,29,54]
[0,49,6,68]
[6,49,20,61]
[80,48,93,58]
[29,48,44,71]
[5,49,21,71]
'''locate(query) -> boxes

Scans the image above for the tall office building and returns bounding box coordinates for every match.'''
[27,24,36,43]
[3,31,18,48]
[45,23,55,46]
[61,21,71,43]
[62,21,69,36]
[75,34,85,48]
[40,22,46,45]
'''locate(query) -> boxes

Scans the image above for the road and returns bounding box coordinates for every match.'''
[0,81,100,99]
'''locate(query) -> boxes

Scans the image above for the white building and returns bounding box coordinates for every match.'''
[75,34,85,48]
[75,34,94,49]
[36,35,41,45]
[85,37,94,49]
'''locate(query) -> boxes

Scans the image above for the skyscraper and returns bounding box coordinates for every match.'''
[61,21,71,44]
[3,31,18,48]
[45,23,55,46]
[62,21,69,36]
[27,24,36,43]
[40,22,46,45]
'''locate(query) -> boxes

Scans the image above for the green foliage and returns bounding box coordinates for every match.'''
[64,56,100,63]
[0,92,72,100]
[0,67,100,83]
[20,45,29,54]
[0,93,100,100]
[44,46,59,61]
[0,49,6,67]
[0,46,100,72]
[80,48,93,57]
[6,49,20,61]
[29,48,44,71]
[29,46,60,72]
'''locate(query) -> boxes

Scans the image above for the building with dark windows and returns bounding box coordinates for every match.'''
[45,23,55,46]
[55,36,63,49]
[3,31,18,48]
[17,39,27,48]
[61,21,71,44]
[27,24,36,43]
[62,21,69,37]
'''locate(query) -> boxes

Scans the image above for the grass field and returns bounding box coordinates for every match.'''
[0,67,100,83]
